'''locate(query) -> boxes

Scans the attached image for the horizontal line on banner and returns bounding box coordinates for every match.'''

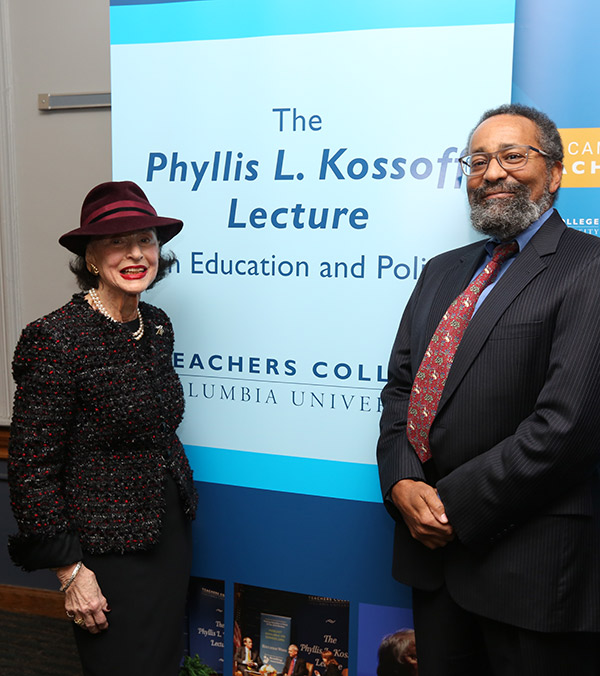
[184,445,382,503]
[110,0,514,44]
[111,0,202,5]
[178,373,384,391]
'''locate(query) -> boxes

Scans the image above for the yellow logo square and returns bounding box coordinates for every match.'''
[560,128,600,188]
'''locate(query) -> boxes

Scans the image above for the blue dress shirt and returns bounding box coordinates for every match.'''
[470,208,555,313]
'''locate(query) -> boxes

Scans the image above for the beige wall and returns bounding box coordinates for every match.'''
[0,0,111,423]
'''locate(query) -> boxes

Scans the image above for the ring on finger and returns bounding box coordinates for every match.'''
[74,617,86,627]
[66,611,75,619]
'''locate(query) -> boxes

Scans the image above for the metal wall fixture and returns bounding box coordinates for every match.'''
[38,92,111,111]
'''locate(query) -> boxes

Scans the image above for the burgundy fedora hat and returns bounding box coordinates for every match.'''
[59,181,183,256]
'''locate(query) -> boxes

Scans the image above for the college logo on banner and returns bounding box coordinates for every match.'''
[560,128,600,188]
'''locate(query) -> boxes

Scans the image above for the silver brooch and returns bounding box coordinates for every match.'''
[155,325,164,336]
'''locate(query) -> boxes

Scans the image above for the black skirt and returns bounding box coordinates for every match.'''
[73,475,193,676]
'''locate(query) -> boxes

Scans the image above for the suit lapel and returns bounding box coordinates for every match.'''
[437,212,566,413]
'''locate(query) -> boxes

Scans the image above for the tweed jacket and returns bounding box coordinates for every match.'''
[8,293,197,570]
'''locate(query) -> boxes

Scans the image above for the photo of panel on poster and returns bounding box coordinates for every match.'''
[233,583,349,676]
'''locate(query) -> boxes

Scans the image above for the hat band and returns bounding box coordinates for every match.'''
[83,199,158,228]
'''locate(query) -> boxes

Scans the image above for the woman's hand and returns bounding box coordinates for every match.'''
[56,563,110,634]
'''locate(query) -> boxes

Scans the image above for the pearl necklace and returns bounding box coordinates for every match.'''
[88,288,144,340]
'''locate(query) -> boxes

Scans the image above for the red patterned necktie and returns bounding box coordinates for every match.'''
[406,241,519,462]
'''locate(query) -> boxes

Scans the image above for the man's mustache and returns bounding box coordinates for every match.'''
[470,180,529,203]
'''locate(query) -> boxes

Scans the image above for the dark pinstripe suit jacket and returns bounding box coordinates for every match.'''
[377,210,600,632]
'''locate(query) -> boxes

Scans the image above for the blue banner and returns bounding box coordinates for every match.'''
[260,613,291,673]
[188,578,226,673]
[512,0,600,236]
[109,3,516,673]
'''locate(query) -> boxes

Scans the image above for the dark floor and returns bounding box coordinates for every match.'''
[0,609,83,676]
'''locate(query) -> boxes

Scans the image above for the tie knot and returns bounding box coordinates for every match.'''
[491,241,518,264]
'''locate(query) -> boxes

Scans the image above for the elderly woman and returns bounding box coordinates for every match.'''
[8,181,197,676]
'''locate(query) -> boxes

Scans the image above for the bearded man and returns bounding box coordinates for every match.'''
[377,104,600,676]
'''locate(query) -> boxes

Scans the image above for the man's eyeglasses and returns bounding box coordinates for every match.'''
[458,144,551,177]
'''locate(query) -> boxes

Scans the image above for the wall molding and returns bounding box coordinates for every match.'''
[0,0,22,426]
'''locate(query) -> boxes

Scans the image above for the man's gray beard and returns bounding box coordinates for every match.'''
[469,180,554,241]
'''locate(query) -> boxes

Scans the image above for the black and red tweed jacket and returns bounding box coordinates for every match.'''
[8,293,197,570]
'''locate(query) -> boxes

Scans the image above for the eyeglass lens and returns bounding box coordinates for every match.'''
[463,146,530,175]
